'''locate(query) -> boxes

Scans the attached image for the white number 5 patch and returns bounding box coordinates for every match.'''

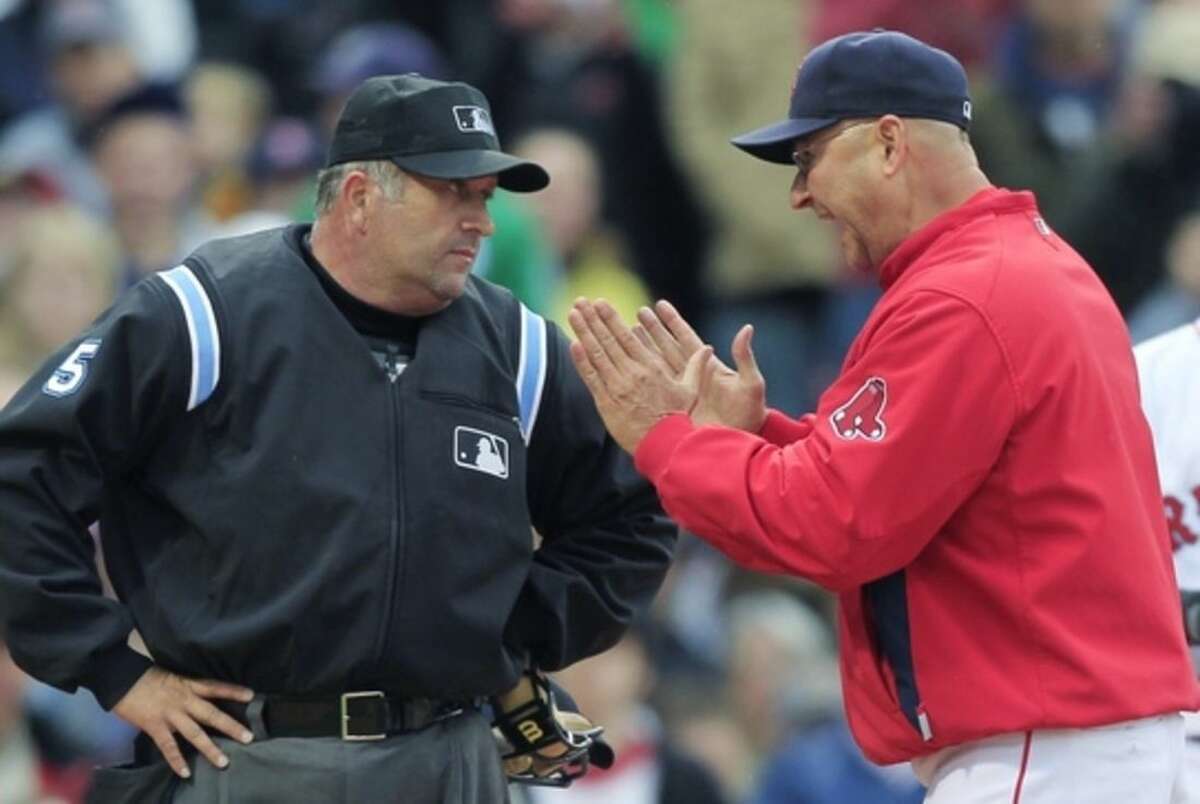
[43,339,102,398]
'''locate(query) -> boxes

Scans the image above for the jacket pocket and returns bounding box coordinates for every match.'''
[419,390,521,425]
[862,572,932,741]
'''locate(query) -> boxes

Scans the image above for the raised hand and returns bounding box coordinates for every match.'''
[693,323,767,432]
[112,666,255,778]
[633,300,706,375]
[568,299,711,454]
[636,300,767,433]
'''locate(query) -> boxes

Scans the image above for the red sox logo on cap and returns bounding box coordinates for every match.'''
[829,377,888,442]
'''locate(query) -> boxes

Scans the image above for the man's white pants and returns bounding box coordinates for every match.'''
[1183,711,1200,803]
[911,713,1189,803]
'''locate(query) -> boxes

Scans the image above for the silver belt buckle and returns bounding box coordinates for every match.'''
[341,690,387,741]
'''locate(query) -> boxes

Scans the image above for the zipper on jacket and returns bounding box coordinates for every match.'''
[372,380,404,672]
[916,703,934,741]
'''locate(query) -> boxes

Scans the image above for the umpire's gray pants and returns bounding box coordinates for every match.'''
[170,708,509,804]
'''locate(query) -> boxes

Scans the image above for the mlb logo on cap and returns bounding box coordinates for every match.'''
[324,74,549,192]
[453,106,495,136]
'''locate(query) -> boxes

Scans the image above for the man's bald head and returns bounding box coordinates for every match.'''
[903,118,980,177]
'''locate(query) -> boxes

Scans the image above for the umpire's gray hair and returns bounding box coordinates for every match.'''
[314,160,407,216]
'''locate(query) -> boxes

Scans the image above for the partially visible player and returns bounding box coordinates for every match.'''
[1136,317,1200,798]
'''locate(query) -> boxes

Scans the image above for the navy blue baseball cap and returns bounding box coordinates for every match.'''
[327,74,549,193]
[732,30,973,164]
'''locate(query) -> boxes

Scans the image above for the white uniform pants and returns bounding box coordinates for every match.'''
[1183,711,1200,803]
[911,713,1189,803]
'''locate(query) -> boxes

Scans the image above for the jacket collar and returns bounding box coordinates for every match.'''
[878,187,1038,290]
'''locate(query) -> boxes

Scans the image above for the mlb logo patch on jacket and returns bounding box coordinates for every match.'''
[454,426,509,479]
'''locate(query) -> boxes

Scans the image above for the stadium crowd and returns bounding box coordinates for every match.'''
[1,0,1198,801]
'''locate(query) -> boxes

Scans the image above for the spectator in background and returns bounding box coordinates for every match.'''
[309,21,450,140]
[0,168,61,274]
[189,0,378,115]
[471,188,560,316]
[668,0,857,413]
[197,116,328,242]
[0,203,121,376]
[515,629,726,804]
[108,0,196,83]
[39,0,139,130]
[617,0,679,68]
[723,592,842,778]
[485,0,710,324]
[812,0,1015,71]
[0,0,141,214]
[185,62,274,222]
[1062,1,1200,314]
[243,116,324,221]
[970,0,1133,230]
[0,640,93,804]
[732,592,924,804]
[86,82,215,283]
[513,128,650,330]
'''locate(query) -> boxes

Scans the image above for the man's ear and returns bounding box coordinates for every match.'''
[877,115,906,177]
[342,170,374,233]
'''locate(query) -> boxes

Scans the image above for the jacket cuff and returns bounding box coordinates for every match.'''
[82,643,154,710]
[759,409,794,443]
[634,413,695,482]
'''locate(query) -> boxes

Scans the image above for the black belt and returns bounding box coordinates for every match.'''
[219,691,475,741]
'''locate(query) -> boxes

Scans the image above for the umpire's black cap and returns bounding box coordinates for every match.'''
[326,74,549,193]
[732,30,973,165]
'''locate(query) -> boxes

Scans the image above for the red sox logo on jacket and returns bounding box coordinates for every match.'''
[829,377,888,441]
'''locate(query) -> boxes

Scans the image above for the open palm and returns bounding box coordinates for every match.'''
[636,301,767,433]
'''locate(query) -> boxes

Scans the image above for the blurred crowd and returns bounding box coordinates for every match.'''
[1,0,1198,801]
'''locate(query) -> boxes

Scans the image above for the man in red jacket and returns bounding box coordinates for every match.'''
[567,29,1198,803]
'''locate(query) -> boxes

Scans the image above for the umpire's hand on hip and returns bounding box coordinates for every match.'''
[112,665,255,778]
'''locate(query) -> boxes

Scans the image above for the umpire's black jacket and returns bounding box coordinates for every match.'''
[0,224,675,711]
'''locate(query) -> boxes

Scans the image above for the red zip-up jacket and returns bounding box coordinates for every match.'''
[636,188,1198,764]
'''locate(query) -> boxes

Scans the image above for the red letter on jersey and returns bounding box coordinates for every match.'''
[1165,488,1200,552]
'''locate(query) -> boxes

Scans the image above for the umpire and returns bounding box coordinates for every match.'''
[0,74,675,802]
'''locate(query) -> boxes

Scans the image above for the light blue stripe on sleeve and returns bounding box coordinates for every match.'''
[158,265,221,411]
[516,305,547,444]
